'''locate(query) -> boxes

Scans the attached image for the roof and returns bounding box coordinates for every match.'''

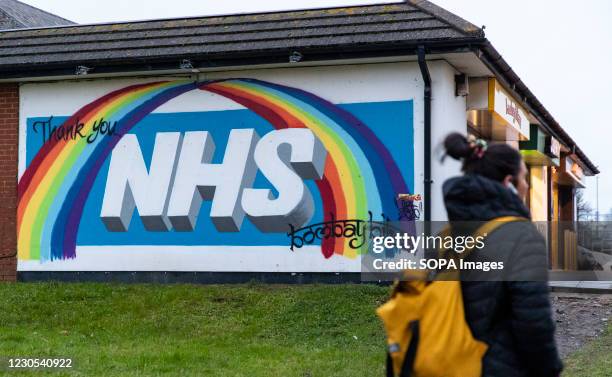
[0,0,598,174]
[0,0,73,29]
[0,1,484,73]
[478,42,598,175]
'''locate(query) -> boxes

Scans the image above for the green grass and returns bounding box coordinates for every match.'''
[1,283,609,377]
[0,283,389,377]
[563,322,612,377]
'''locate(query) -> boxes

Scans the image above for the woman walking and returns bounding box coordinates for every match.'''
[442,133,563,377]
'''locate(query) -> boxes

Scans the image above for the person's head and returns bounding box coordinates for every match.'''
[443,133,529,200]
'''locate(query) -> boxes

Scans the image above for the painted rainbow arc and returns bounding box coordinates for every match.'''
[17,79,411,262]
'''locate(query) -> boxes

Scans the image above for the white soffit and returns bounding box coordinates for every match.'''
[435,52,492,77]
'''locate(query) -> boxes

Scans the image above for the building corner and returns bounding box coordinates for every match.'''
[0,83,18,282]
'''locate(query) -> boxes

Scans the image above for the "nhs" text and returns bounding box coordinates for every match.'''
[100,129,327,233]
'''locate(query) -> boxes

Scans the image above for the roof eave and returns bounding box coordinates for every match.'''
[474,40,598,175]
[0,37,484,79]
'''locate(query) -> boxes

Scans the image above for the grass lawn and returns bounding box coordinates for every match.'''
[0,283,389,377]
[563,322,612,377]
[1,283,609,377]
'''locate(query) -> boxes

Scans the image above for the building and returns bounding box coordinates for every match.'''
[0,0,73,29]
[0,0,598,282]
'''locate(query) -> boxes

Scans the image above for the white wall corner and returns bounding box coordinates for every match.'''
[428,60,467,221]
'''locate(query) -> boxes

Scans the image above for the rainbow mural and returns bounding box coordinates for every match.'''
[18,79,411,262]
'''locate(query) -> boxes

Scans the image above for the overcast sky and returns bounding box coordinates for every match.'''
[23,0,612,214]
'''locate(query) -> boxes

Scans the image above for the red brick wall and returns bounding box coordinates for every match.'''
[0,83,18,282]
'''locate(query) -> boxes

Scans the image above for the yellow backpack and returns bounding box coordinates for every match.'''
[376,216,527,377]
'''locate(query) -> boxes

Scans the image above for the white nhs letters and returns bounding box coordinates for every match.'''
[167,129,259,232]
[242,128,327,232]
[100,128,327,233]
[100,132,182,232]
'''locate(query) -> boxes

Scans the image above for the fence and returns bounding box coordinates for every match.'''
[563,230,577,271]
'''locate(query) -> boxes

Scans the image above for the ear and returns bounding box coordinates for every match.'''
[502,174,513,187]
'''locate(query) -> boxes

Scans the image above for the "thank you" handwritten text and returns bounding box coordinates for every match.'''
[32,116,118,145]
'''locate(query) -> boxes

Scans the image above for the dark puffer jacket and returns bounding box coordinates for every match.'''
[443,174,563,377]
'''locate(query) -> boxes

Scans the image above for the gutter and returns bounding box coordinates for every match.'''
[417,45,432,222]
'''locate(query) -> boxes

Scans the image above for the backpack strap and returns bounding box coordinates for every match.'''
[473,216,528,240]
[399,320,420,377]
[439,216,528,260]
[385,320,420,377]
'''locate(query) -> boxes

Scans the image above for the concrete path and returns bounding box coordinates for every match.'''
[550,280,612,293]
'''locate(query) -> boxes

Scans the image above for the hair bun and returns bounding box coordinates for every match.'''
[444,132,473,160]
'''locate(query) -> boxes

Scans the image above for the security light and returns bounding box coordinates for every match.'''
[289,51,303,63]
[75,66,92,75]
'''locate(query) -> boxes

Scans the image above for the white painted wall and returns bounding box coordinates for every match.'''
[18,60,467,272]
[19,62,427,178]
[412,60,466,221]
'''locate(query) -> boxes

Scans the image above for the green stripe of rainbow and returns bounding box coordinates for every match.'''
[19,81,189,261]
